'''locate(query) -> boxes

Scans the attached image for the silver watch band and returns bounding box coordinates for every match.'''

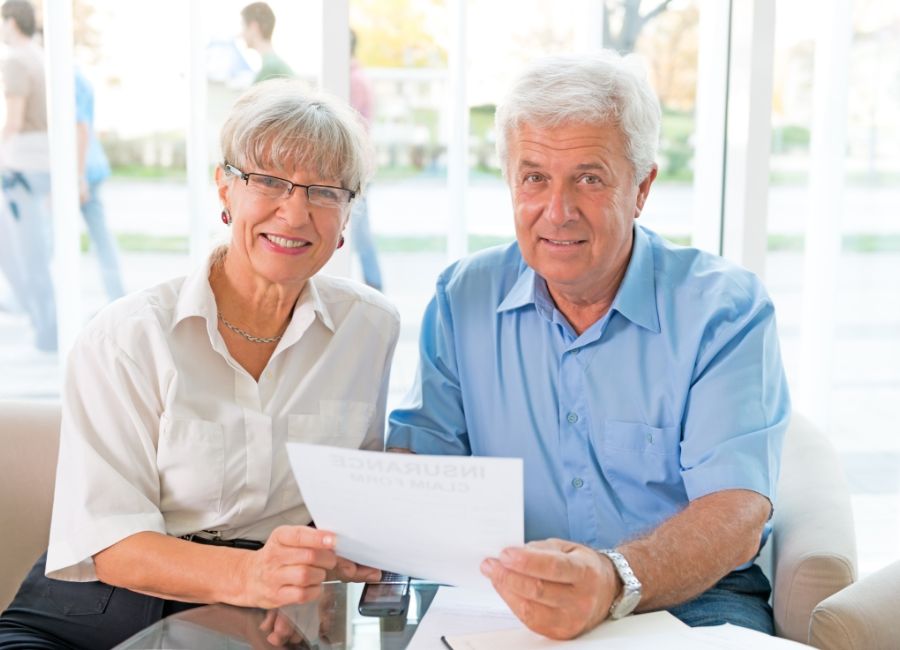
[597,548,642,619]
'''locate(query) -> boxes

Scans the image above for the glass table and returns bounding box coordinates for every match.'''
[113,581,441,649]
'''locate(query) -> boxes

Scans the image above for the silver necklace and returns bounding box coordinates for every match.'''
[218,313,283,344]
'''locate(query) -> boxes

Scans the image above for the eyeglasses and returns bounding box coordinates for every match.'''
[224,162,355,209]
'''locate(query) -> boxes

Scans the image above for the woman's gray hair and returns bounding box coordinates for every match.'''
[220,79,372,195]
[495,51,661,184]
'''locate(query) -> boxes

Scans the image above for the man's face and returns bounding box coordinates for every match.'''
[507,121,656,300]
[241,19,259,48]
[1,17,17,44]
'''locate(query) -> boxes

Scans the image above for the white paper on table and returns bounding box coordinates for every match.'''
[406,588,519,650]
[688,624,812,648]
[286,443,524,589]
[438,609,688,650]
[439,614,809,650]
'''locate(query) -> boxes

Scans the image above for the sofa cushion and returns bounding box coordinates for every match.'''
[0,401,61,611]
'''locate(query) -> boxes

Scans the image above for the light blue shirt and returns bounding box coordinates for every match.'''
[388,225,790,557]
[75,70,111,186]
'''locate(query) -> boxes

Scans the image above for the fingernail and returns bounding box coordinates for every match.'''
[480,559,493,576]
[322,535,335,547]
[500,549,514,563]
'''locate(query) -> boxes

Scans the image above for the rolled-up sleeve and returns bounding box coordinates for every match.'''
[387,277,470,456]
[46,328,167,581]
[679,289,791,507]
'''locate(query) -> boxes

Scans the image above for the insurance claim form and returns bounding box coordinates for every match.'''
[286,443,524,589]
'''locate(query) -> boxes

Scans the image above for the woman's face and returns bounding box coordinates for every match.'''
[216,162,350,290]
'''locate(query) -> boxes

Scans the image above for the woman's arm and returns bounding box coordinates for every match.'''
[94,526,339,608]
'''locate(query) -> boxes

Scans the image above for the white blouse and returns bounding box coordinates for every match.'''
[46,254,400,581]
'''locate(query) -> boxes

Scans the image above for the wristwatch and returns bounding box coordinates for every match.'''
[596,549,642,619]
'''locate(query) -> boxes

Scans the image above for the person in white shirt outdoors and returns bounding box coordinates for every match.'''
[0,0,55,351]
[388,52,789,640]
[0,79,400,649]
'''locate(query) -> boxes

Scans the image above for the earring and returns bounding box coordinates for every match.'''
[337,235,345,249]
[221,209,232,225]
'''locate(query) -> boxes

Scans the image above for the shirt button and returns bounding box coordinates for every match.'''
[566,412,579,424]
[572,477,584,489]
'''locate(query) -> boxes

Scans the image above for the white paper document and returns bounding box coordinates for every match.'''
[432,599,807,650]
[432,587,690,650]
[286,443,524,589]
[406,588,520,650]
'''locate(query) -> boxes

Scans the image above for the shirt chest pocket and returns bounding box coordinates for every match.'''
[288,400,375,449]
[592,420,683,521]
[157,416,225,513]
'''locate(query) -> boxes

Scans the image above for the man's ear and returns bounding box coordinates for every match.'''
[634,165,658,219]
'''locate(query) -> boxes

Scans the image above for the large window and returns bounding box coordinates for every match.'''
[4,0,897,577]
[765,0,900,575]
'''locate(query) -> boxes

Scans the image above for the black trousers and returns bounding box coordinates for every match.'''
[0,553,200,649]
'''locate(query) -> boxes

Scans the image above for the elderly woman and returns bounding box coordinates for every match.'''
[0,80,399,649]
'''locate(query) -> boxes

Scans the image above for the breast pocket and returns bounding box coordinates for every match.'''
[592,420,683,526]
[288,400,375,449]
[157,416,225,513]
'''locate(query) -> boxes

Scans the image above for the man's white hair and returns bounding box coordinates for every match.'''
[495,51,661,184]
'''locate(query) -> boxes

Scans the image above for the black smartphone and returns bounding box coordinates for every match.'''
[357,572,411,618]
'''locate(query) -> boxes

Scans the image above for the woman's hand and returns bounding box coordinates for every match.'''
[258,609,306,648]
[328,557,382,583]
[237,525,339,609]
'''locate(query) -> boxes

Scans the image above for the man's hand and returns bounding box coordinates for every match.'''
[237,525,338,609]
[480,539,618,640]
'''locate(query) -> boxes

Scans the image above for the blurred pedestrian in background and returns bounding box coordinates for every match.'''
[242,2,293,83]
[0,0,55,351]
[349,29,383,291]
[76,68,125,302]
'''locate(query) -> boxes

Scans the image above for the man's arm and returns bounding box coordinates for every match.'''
[622,488,770,611]
[482,488,770,640]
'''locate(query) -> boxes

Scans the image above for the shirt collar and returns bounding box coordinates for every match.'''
[495,257,569,323]
[172,252,219,337]
[283,276,336,338]
[609,225,661,333]
[497,262,537,313]
[172,249,336,339]
[495,226,660,333]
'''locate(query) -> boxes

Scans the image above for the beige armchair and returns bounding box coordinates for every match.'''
[808,559,900,649]
[764,413,858,643]
[0,400,61,611]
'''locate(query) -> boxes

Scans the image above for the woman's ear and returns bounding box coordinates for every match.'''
[215,165,230,206]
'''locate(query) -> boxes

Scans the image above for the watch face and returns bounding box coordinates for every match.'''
[613,588,642,618]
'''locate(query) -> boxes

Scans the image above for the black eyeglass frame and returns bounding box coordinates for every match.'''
[223,162,357,205]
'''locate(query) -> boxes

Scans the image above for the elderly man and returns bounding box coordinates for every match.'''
[388,51,789,640]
